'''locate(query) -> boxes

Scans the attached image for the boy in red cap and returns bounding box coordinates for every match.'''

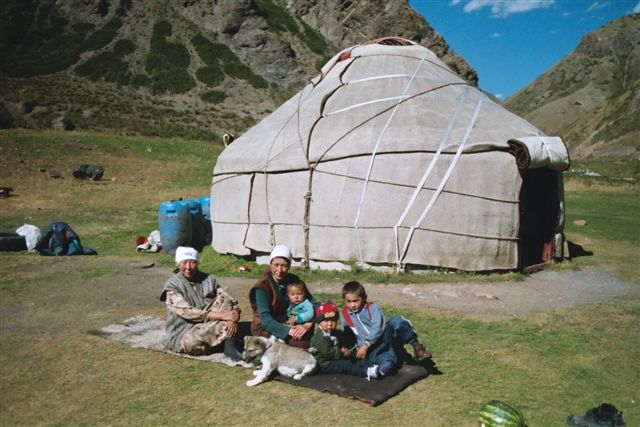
[309,301,377,379]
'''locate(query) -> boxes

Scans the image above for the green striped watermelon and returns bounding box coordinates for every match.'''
[478,400,526,427]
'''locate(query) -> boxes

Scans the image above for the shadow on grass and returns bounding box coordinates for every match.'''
[567,240,594,258]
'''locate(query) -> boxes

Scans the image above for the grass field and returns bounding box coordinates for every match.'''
[1,131,638,426]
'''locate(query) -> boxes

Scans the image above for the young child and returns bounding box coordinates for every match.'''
[286,281,314,326]
[341,281,431,379]
[309,301,377,379]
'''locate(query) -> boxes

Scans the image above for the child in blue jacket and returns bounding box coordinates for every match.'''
[341,281,431,378]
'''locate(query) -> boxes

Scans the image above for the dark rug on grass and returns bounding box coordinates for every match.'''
[274,360,435,406]
[93,316,438,405]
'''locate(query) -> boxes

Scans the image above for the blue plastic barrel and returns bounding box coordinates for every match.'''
[159,200,191,254]
[186,199,206,251]
[198,196,211,221]
[198,195,212,246]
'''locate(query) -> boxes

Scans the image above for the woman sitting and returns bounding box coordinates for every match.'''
[249,245,316,348]
[160,246,242,359]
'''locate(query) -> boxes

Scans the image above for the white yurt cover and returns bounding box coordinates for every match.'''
[211,41,569,271]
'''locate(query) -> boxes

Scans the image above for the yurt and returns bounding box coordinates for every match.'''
[210,38,570,271]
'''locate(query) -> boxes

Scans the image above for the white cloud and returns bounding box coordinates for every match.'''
[491,32,501,38]
[562,10,572,17]
[461,0,555,18]
[449,0,462,5]
[633,1,640,13]
[585,1,610,13]
[494,93,505,100]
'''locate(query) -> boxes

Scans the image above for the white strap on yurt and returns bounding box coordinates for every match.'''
[326,95,412,117]
[393,85,471,270]
[349,74,442,85]
[353,51,429,265]
[398,93,485,267]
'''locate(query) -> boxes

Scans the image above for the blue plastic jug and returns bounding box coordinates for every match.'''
[198,196,211,221]
[159,200,191,254]
[198,195,212,246]
[186,199,206,251]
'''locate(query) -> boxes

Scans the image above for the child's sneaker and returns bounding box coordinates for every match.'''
[366,364,379,381]
[413,343,431,361]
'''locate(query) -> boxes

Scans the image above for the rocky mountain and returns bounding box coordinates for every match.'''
[504,13,639,159]
[0,0,476,140]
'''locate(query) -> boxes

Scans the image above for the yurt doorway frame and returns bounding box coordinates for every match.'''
[518,168,562,269]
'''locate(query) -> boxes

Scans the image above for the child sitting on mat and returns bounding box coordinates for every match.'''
[341,281,431,379]
[309,301,379,380]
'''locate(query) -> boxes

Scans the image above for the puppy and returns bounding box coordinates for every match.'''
[242,335,317,387]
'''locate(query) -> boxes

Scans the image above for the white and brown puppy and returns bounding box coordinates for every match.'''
[243,335,317,387]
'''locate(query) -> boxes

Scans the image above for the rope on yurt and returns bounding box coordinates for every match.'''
[398,92,486,266]
[353,50,430,266]
[262,86,311,248]
[392,85,471,271]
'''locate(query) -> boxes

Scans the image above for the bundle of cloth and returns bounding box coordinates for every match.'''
[507,136,570,171]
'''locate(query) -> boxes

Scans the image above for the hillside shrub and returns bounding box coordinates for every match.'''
[75,51,131,85]
[0,104,15,129]
[113,39,135,56]
[78,17,122,51]
[196,66,224,87]
[253,0,330,65]
[131,74,151,87]
[315,54,333,71]
[254,0,298,33]
[192,34,267,89]
[23,101,38,114]
[0,7,124,78]
[301,21,329,55]
[144,20,194,94]
[200,90,227,104]
[75,36,137,85]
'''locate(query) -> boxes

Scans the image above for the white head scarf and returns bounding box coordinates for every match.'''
[175,246,199,265]
[269,245,292,264]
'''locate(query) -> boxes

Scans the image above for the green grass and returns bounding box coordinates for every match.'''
[562,159,639,282]
[0,263,637,425]
[0,132,219,256]
[565,191,640,244]
[0,131,638,425]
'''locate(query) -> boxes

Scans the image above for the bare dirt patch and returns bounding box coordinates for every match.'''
[328,267,638,319]
[7,256,636,327]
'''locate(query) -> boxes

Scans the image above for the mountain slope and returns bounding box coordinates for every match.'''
[0,0,476,140]
[503,13,640,159]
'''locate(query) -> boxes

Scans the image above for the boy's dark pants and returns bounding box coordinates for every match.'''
[371,315,422,375]
[318,358,371,377]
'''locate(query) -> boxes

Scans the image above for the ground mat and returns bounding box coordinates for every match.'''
[274,362,432,406]
[94,316,435,405]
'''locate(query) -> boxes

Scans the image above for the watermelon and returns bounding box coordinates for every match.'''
[478,400,526,427]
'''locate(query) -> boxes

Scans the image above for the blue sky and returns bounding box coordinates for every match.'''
[409,0,640,99]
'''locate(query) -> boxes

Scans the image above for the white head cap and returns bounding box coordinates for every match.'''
[175,246,199,265]
[269,245,292,264]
